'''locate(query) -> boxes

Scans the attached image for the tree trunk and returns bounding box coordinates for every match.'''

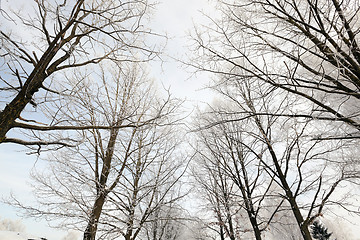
[237,161,262,240]
[227,215,236,240]
[219,225,225,240]
[254,117,312,240]
[83,193,106,240]
[287,195,313,240]
[0,73,45,142]
[248,215,262,240]
[270,155,313,240]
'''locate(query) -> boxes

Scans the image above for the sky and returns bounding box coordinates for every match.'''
[149,0,215,105]
[0,0,214,239]
[1,1,360,240]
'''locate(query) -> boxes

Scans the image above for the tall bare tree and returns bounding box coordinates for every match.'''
[0,0,160,147]
[191,0,360,139]
[6,62,185,240]
[192,78,358,240]
[192,155,239,240]
[189,1,360,238]
[193,112,274,240]
[101,125,187,240]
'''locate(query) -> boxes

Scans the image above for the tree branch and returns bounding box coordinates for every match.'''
[12,121,139,131]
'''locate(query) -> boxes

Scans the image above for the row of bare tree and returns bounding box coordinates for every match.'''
[190,0,360,239]
[1,0,360,240]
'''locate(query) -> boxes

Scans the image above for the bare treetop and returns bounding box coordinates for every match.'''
[0,0,163,147]
[191,0,360,137]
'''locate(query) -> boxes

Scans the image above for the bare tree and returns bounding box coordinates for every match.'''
[143,197,187,240]
[190,0,360,139]
[193,114,272,240]
[192,155,239,240]
[191,78,358,240]
[100,125,187,240]
[189,1,360,239]
[0,0,160,147]
[6,62,185,240]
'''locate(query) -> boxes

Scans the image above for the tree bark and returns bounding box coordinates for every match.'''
[219,225,225,240]
[83,193,107,240]
[0,72,46,142]
[83,128,119,240]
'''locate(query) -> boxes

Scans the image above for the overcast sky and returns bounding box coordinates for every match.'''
[1,1,360,240]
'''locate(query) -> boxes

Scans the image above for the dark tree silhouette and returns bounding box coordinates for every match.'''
[0,0,160,147]
[311,221,333,240]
